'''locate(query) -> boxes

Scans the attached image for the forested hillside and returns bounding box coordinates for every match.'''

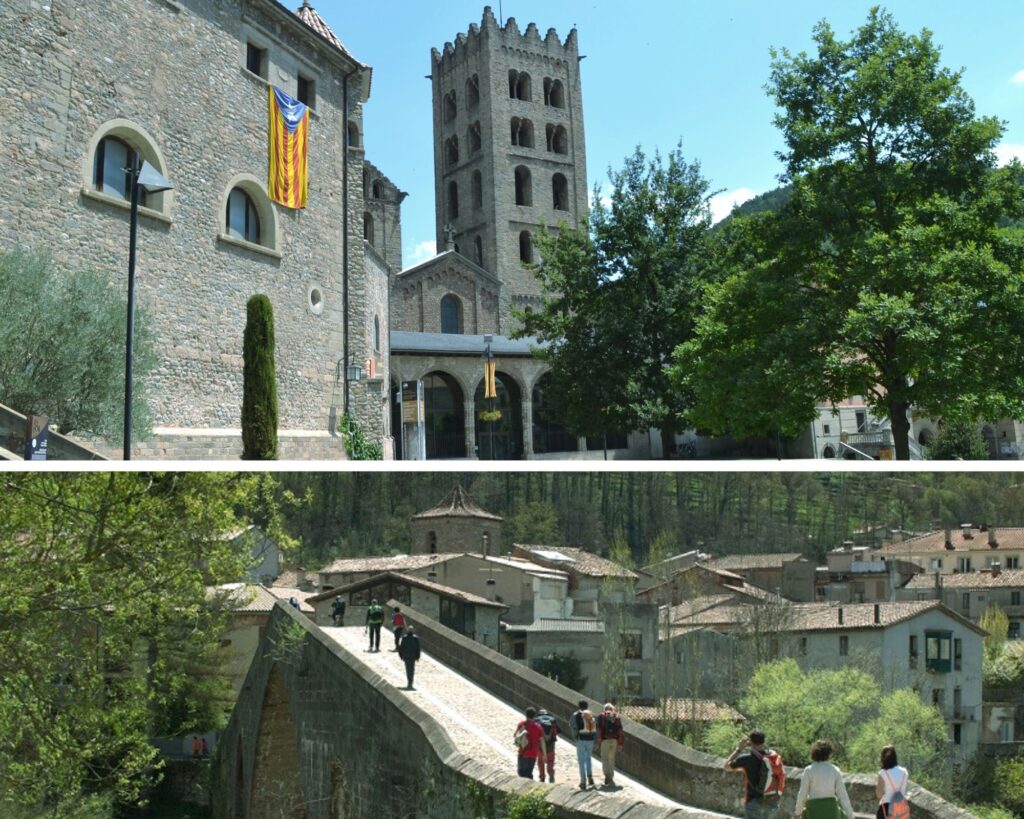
[277,473,1024,569]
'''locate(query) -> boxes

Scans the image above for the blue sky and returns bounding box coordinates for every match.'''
[309,1,1024,268]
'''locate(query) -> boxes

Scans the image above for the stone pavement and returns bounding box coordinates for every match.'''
[324,626,692,810]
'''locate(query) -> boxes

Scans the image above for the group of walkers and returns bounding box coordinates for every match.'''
[726,730,911,819]
[362,598,421,689]
[513,700,624,790]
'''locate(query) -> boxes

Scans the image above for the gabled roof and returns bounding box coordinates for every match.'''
[209,583,314,613]
[319,553,464,575]
[307,570,507,609]
[706,553,804,571]
[905,569,1024,590]
[875,529,1024,555]
[519,618,605,633]
[513,544,638,579]
[411,485,503,522]
[396,248,502,286]
[291,1,368,69]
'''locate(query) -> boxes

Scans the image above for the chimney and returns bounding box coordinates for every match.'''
[838,606,844,625]
[842,540,855,552]
[961,524,974,540]
[992,562,1002,578]
[989,527,999,549]
[874,603,881,624]
[944,528,954,550]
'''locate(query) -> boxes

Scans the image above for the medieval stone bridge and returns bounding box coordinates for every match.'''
[213,603,975,819]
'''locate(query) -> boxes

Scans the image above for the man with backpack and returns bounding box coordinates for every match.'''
[331,596,346,626]
[397,626,421,689]
[391,606,407,651]
[726,730,786,819]
[570,699,597,790]
[596,702,624,786]
[513,707,544,779]
[533,708,559,783]
[365,598,384,652]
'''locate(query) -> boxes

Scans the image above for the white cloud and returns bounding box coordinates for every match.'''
[406,239,436,266]
[709,187,757,224]
[1012,70,1024,84]
[995,143,1024,166]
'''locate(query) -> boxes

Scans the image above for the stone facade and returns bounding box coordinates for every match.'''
[392,251,502,335]
[0,0,390,458]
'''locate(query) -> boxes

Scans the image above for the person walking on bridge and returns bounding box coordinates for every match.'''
[596,702,624,787]
[726,730,782,819]
[331,595,346,626]
[570,700,597,790]
[397,626,421,689]
[365,598,384,651]
[391,606,406,651]
[513,707,544,779]
[534,708,559,783]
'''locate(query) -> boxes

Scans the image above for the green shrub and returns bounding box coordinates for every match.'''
[505,789,554,819]
[340,414,382,460]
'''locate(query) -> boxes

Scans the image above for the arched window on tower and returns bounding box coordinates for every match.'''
[447,180,459,219]
[440,295,463,334]
[444,90,457,123]
[466,74,480,109]
[372,180,383,199]
[543,78,565,108]
[552,173,568,211]
[468,121,482,154]
[509,70,531,101]
[546,124,568,154]
[510,118,534,148]
[474,235,483,266]
[445,136,459,167]
[472,170,483,209]
[514,166,532,206]
[519,231,533,265]
[363,212,374,245]
[347,121,360,148]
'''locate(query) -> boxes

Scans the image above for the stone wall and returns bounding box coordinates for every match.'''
[0,0,384,458]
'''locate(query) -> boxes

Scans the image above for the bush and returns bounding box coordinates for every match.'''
[985,641,1024,689]
[505,789,554,819]
[994,755,1024,817]
[927,417,989,460]
[531,652,585,692]
[340,414,382,460]
[241,295,278,460]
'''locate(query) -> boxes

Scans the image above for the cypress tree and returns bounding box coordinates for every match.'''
[241,294,278,460]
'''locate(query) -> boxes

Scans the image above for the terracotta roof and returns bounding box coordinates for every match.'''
[636,565,752,600]
[706,553,803,571]
[667,594,737,623]
[622,699,744,724]
[266,587,316,613]
[307,571,506,609]
[905,569,1024,590]
[319,553,464,574]
[875,529,1024,555]
[514,545,638,579]
[519,618,605,633]
[411,485,503,522]
[209,583,313,613]
[292,1,367,67]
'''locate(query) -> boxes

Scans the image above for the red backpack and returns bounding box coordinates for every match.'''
[757,748,786,798]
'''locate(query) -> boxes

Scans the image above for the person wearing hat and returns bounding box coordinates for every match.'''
[596,702,624,786]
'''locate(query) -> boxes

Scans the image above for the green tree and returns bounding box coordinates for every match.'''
[676,9,1024,460]
[518,145,714,457]
[0,473,281,814]
[241,294,278,460]
[531,653,586,692]
[0,248,156,440]
[927,418,990,460]
[994,755,1024,818]
[980,602,1010,664]
[504,501,561,548]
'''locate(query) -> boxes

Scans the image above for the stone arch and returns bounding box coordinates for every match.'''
[474,371,524,460]
[509,69,531,101]
[84,118,174,215]
[510,117,534,148]
[249,664,307,819]
[552,173,569,210]
[220,173,280,252]
[423,371,466,459]
[822,444,836,459]
[466,74,480,109]
[372,179,383,199]
[519,230,533,264]
[444,89,457,123]
[347,121,360,148]
[917,428,935,448]
[544,77,565,108]
[532,372,577,453]
[514,166,532,206]
[546,124,568,154]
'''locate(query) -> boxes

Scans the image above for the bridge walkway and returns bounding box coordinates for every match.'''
[324,626,708,812]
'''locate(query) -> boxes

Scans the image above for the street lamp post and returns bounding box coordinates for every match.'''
[123,158,173,460]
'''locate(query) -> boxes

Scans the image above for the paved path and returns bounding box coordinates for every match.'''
[323,626,691,810]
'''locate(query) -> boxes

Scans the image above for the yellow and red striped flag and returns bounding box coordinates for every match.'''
[484,359,497,399]
[268,86,309,209]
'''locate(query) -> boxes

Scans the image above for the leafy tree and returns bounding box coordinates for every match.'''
[703,717,748,757]
[847,689,948,790]
[518,145,714,457]
[984,641,1024,689]
[504,501,561,548]
[980,603,1011,664]
[531,652,586,692]
[0,473,283,813]
[994,755,1024,818]
[676,9,1024,460]
[927,418,990,460]
[0,248,156,440]
[241,294,278,460]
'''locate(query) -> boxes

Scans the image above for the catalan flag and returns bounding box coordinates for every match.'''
[268,86,309,209]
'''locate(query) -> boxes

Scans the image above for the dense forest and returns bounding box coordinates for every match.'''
[277,472,1024,569]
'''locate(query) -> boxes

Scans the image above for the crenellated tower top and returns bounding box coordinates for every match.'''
[431,5,578,69]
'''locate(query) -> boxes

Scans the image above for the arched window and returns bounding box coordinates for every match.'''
[363,212,374,244]
[519,231,533,264]
[552,173,568,211]
[509,70,531,101]
[544,78,565,108]
[468,121,482,154]
[372,180,383,199]
[440,294,463,334]
[347,121,360,148]
[822,445,836,459]
[226,187,260,244]
[474,235,483,266]
[514,166,532,206]
[373,315,381,352]
[510,118,534,148]
[466,75,480,109]
[446,136,459,167]
[447,181,459,219]
[472,170,483,209]
[444,90,457,123]
[93,136,142,204]
[546,124,568,154]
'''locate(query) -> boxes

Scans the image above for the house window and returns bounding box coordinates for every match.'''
[1006,557,1020,569]
[297,74,315,107]
[1012,591,1022,606]
[855,410,867,431]
[930,558,943,570]
[446,136,459,167]
[447,181,459,219]
[469,121,482,154]
[226,188,260,244]
[509,69,531,101]
[347,121,360,148]
[909,634,918,669]
[957,557,972,572]
[444,90,457,123]
[372,180,383,199]
[545,124,568,154]
[93,136,143,204]
[512,642,526,660]
[1009,621,1020,639]
[962,593,970,611]
[954,638,962,671]
[246,41,267,78]
[623,672,642,697]
[799,637,807,656]
[473,235,483,266]
[839,635,849,656]
[440,295,462,335]
[953,723,962,745]
[925,630,952,672]
[823,424,831,435]
[543,77,565,108]
[932,688,944,708]
[622,632,642,659]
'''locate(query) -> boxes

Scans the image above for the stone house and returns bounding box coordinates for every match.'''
[703,553,815,601]
[408,483,503,554]
[818,542,923,604]
[317,552,464,591]
[899,565,1024,639]
[0,0,391,458]
[871,525,1024,576]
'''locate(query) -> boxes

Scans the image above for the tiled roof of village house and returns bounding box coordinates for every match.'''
[307,571,507,609]
[514,545,639,579]
[291,1,368,68]
[267,587,317,612]
[875,528,1024,554]
[705,553,804,571]
[319,553,464,574]
[904,568,1024,590]
[411,485,503,521]
[622,699,744,724]
[519,618,605,633]
[667,594,737,623]
[672,600,986,635]
[209,583,314,613]
[636,564,750,600]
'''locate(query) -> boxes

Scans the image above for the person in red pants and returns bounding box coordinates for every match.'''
[534,708,559,783]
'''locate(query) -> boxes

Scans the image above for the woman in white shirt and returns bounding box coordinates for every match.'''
[875,745,910,819]
[794,740,856,819]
